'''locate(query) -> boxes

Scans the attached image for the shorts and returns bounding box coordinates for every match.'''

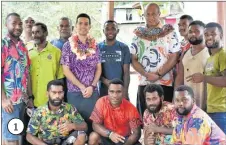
[2,103,24,141]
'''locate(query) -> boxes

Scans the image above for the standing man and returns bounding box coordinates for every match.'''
[21,16,35,44]
[143,84,176,145]
[130,3,180,117]
[2,13,33,145]
[187,22,226,133]
[60,13,101,135]
[98,20,130,99]
[172,85,225,144]
[51,17,73,50]
[175,20,209,110]
[29,22,64,107]
[89,79,142,145]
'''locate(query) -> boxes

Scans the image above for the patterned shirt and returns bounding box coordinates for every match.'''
[27,102,85,141]
[1,35,30,104]
[60,41,100,92]
[143,101,176,145]
[171,105,226,144]
[130,28,180,86]
[90,96,142,137]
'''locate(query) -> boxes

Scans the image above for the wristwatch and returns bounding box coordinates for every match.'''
[106,130,112,138]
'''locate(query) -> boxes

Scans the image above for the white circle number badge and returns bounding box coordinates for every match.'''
[7,118,24,135]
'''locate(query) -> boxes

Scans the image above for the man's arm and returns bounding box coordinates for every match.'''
[175,60,184,88]
[123,64,130,99]
[131,54,147,77]
[26,133,47,145]
[91,63,102,87]
[157,52,179,77]
[101,76,110,87]
[92,122,111,138]
[124,127,141,145]
[62,65,85,90]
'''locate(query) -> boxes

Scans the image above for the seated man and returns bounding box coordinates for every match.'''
[26,80,87,145]
[143,84,176,145]
[172,85,226,145]
[89,79,142,145]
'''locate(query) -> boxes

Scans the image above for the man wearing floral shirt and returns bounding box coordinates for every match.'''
[1,13,33,145]
[27,80,87,145]
[143,84,176,145]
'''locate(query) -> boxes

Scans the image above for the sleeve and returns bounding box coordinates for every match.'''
[56,50,64,79]
[130,36,139,55]
[128,105,142,130]
[168,31,181,54]
[69,105,85,124]
[1,40,7,68]
[95,45,101,64]
[60,42,71,66]
[26,110,41,136]
[142,110,149,128]
[219,51,226,72]
[89,98,104,124]
[123,44,131,64]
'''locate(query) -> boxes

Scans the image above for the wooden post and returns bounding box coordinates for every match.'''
[108,1,114,20]
[217,2,226,47]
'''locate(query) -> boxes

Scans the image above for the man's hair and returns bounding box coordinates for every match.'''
[143,84,164,98]
[76,13,91,25]
[6,12,20,22]
[189,20,205,28]
[175,85,194,99]
[104,20,118,29]
[180,14,193,23]
[33,22,48,33]
[47,80,64,91]
[60,17,72,26]
[145,3,160,13]
[109,78,124,87]
[205,22,223,35]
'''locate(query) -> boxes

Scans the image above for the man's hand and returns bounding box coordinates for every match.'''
[186,73,204,83]
[109,132,125,144]
[146,123,160,133]
[146,72,160,82]
[58,122,74,135]
[102,77,110,87]
[144,134,156,145]
[83,86,93,98]
[2,98,14,113]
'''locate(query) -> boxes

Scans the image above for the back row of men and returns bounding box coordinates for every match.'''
[2,2,226,145]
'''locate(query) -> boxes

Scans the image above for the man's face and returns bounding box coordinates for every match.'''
[145,91,163,113]
[75,17,90,36]
[144,4,160,27]
[32,25,47,45]
[104,22,118,41]
[174,91,194,116]
[47,85,64,107]
[108,84,124,107]
[6,15,23,38]
[178,19,190,37]
[204,27,222,49]
[23,17,35,33]
[58,19,72,39]
[188,25,204,45]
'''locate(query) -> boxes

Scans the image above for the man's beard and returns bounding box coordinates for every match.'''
[147,101,162,114]
[49,97,63,107]
[176,104,193,116]
[206,41,220,49]
[188,36,203,45]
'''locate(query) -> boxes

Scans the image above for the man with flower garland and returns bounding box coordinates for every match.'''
[29,22,64,108]
[60,13,101,135]
[130,3,180,118]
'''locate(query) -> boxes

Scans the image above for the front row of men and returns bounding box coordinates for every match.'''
[26,79,226,145]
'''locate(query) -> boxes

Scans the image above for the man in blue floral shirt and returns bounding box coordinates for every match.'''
[26,80,87,145]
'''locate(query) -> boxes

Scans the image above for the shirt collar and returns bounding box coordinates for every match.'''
[34,41,50,52]
[45,102,65,115]
[6,34,23,44]
[177,104,198,120]
[107,96,125,110]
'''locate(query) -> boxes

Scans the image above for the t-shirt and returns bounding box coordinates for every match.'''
[130,29,180,86]
[51,39,66,50]
[98,40,130,96]
[90,96,142,137]
[205,48,226,113]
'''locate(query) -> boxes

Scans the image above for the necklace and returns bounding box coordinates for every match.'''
[69,34,97,60]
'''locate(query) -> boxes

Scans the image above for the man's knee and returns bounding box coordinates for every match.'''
[88,132,100,145]
[74,134,86,145]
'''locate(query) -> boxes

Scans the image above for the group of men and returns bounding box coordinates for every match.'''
[1,2,226,145]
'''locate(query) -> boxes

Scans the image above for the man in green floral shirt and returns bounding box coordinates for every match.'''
[26,80,87,145]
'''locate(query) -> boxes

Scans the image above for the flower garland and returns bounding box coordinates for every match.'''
[69,34,97,60]
[133,24,174,41]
